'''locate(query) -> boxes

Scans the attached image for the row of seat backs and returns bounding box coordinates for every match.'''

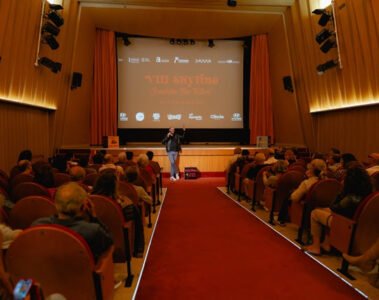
[6,224,114,300]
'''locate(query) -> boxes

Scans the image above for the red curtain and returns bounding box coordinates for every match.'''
[249,34,274,144]
[91,29,117,145]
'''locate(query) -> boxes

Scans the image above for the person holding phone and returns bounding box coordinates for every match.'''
[162,127,186,181]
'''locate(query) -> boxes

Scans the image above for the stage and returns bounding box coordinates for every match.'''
[59,144,268,175]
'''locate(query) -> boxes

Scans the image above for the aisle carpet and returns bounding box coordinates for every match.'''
[135,178,365,299]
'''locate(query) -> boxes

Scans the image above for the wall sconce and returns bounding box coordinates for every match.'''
[316,59,339,75]
[39,57,62,73]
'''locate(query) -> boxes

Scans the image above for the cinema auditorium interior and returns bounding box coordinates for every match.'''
[0,0,378,299]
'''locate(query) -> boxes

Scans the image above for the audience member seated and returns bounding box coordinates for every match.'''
[126,151,137,166]
[366,153,379,176]
[89,152,104,171]
[32,182,113,262]
[34,163,56,197]
[277,159,326,225]
[10,149,33,179]
[241,152,267,198]
[303,163,372,256]
[69,166,86,182]
[116,152,127,167]
[262,160,289,189]
[137,154,155,179]
[0,194,22,249]
[92,171,144,257]
[124,166,152,206]
[326,152,341,175]
[334,153,358,181]
[284,149,297,165]
[146,151,161,175]
[343,237,379,288]
[99,154,124,178]
[17,160,33,176]
[264,148,278,165]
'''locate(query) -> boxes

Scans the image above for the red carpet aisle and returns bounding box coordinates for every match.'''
[135,178,365,300]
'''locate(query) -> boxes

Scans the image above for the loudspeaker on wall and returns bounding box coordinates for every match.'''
[282,76,293,92]
[71,72,82,89]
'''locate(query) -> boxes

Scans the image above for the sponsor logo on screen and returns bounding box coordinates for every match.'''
[167,114,182,120]
[231,113,242,121]
[195,58,212,64]
[152,113,160,121]
[119,112,128,121]
[173,57,189,64]
[156,57,170,63]
[188,113,203,121]
[136,112,145,121]
[210,114,225,120]
[128,57,140,63]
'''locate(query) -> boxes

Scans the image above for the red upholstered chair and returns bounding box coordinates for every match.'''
[251,165,272,211]
[290,179,342,244]
[6,225,114,300]
[53,172,71,187]
[0,176,9,194]
[82,173,99,187]
[119,181,149,228]
[268,170,304,224]
[89,195,134,287]
[330,192,379,279]
[287,165,306,173]
[234,162,254,201]
[8,196,56,229]
[0,231,14,299]
[10,173,34,190]
[11,182,51,203]
[371,171,379,191]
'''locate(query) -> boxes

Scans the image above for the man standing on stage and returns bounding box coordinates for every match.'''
[162,127,186,181]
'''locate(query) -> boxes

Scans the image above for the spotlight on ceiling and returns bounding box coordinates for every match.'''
[47,9,64,27]
[183,39,189,45]
[320,39,336,53]
[227,0,237,7]
[42,22,60,36]
[208,39,215,48]
[190,39,195,45]
[48,4,63,10]
[169,38,175,45]
[316,59,339,75]
[176,39,182,45]
[312,9,326,15]
[43,34,59,50]
[38,57,62,73]
[315,28,333,44]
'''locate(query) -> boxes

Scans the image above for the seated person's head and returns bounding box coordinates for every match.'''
[69,166,86,181]
[343,163,372,198]
[18,160,32,174]
[341,153,357,169]
[126,151,134,161]
[125,166,139,183]
[368,153,379,166]
[137,154,149,168]
[254,152,266,165]
[55,182,87,218]
[78,155,89,168]
[92,153,104,164]
[272,160,289,174]
[307,159,326,178]
[233,147,242,155]
[17,149,32,162]
[146,151,154,161]
[241,149,250,157]
[118,152,126,163]
[103,154,113,164]
[284,149,296,161]
[327,154,341,166]
[34,163,55,188]
[92,171,118,199]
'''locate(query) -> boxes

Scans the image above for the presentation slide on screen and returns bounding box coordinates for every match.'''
[117,37,244,129]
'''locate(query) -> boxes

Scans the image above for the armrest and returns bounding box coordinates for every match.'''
[95,245,114,300]
[330,213,356,254]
